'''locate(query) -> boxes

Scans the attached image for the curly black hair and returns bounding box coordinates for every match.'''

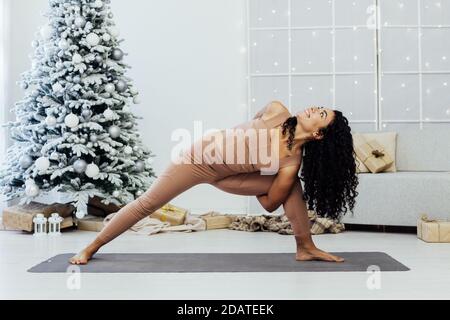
[281,109,359,221]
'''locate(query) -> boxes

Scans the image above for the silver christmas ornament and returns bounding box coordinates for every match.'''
[109,125,121,138]
[25,184,40,197]
[45,115,57,126]
[58,39,69,50]
[74,16,86,28]
[35,157,50,171]
[102,33,111,42]
[133,96,141,104]
[112,48,124,61]
[135,160,145,172]
[90,134,98,142]
[73,159,87,173]
[85,163,100,178]
[129,87,138,95]
[105,83,115,93]
[40,25,53,40]
[64,113,79,128]
[115,80,127,93]
[113,190,120,197]
[95,55,103,64]
[20,82,28,90]
[136,190,143,196]
[103,108,114,120]
[31,40,40,48]
[19,155,33,169]
[124,146,133,154]
[72,53,83,64]
[93,0,103,8]
[73,75,81,83]
[86,33,100,46]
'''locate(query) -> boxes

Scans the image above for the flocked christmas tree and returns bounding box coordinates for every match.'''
[0,0,156,218]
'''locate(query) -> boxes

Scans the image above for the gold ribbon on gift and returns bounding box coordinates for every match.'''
[420,213,437,223]
[358,143,387,163]
[371,149,385,158]
[161,203,188,214]
[155,203,188,224]
[354,139,394,173]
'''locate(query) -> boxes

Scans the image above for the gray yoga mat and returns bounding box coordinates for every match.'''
[28,252,409,273]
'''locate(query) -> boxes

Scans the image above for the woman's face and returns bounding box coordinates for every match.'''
[295,106,336,140]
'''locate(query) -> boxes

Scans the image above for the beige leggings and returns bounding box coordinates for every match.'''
[95,161,310,244]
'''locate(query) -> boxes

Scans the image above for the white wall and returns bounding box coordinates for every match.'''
[4,0,250,214]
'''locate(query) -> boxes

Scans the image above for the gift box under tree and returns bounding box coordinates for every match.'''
[2,201,74,232]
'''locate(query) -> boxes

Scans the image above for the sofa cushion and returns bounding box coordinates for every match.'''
[395,128,450,172]
[342,171,450,226]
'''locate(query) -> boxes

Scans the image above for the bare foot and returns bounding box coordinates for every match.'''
[69,246,98,265]
[296,247,345,263]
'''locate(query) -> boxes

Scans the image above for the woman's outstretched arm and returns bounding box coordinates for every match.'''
[256,165,300,212]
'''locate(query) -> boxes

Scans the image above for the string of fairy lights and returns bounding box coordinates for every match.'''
[246,0,450,131]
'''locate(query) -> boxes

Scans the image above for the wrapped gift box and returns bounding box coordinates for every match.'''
[200,211,233,230]
[417,214,450,243]
[354,139,394,173]
[77,215,105,232]
[149,203,188,226]
[88,195,124,217]
[2,201,75,232]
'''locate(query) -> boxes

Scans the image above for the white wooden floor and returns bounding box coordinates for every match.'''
[1,228,449,299]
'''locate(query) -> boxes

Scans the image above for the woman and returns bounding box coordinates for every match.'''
[70,101,359,264]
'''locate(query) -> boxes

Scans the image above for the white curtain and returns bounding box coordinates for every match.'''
[0,0,11,213]
[0,0,11,153]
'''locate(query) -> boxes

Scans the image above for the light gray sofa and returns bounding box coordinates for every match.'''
[342,128,450,227]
